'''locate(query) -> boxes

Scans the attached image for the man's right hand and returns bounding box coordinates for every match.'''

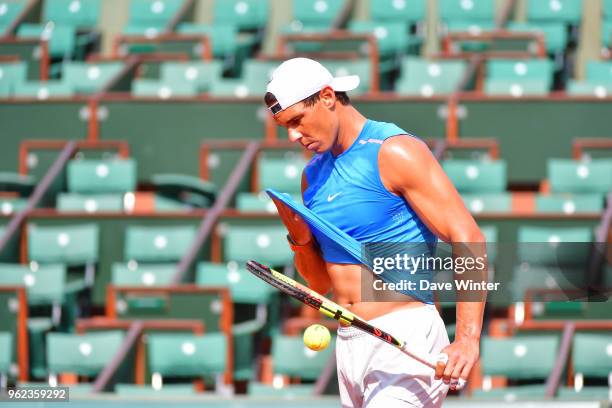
[270,196,312,245]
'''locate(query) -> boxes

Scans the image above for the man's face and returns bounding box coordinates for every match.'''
[272,88,338,153]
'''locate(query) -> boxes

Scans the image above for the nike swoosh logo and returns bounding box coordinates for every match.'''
[327,192,342,202]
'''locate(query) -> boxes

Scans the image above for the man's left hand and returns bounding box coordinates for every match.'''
[435,337,480,390]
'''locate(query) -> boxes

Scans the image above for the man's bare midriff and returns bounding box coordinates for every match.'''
[326,262,425,321]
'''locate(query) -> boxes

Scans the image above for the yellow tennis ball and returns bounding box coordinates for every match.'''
[303,324,331,351]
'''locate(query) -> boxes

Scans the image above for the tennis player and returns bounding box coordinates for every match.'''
[264,58,486,407]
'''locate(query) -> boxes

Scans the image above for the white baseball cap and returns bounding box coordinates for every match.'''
[266,57,360,115]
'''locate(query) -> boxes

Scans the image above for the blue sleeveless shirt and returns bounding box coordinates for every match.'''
[303,119,437,303]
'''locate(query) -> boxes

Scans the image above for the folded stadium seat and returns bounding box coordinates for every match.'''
[147,332,227,390]
[322,59,372,94]
[42,0,101,29]
[507,22,568,56]
[461,193,511,214]
[249,333,334,396]
[56,194,124,213]
[0,61,27,97]
[484,58,554,97]
[12,81,74,100]
[535,194,604,214]
[132,78,198,98]
[396,57,467,96]
[59,158,137,213]
[512,226,591,319]
[222,225,293,268]
[369,0,425,26]
[123,0,186,36]
[257,156,308,194]
[438,0,496,50]
[236,192,302,213]
[177,23,239,60]
[124,225,197,263]
[0,171,35,195]
[602,20,612,54]
[280,0,346,47]
[111,263,176,287]
[0,197,28,215]
[160,61,223,94]
[46,330,124,385]
[0,263,66,309]
[17,23,76,58]
[150,173,217,209]
[0,332,12,381]
[0,0,27,36]
[114,384,198,396]
[472,335,559,400]
[441,159,507,193]
[197,261,276,380]
[567,61,612,97]
[526,0,583,26]
[558,333,612,400]
[548,158,612,194]
[60,61,124,94]
[208,77,266,97]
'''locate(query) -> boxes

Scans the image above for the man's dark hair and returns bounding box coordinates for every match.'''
[264,91,351,109]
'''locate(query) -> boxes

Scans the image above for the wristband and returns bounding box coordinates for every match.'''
[287,234,312,253]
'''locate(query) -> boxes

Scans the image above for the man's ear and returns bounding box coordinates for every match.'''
[319,86,336,109]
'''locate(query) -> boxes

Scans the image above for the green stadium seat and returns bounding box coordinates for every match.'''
[28,223,99,266]
[150,173,216,208]
[61,61,124,94]
[0,332,12,376]
[147,332,227,379]
[511,264,585,302]
[124,225,196,262]
[585,60,612,82]
[46,330,124,377]
[43,0,101,29]
[442,159,507,193]
[0,171,35,195]
[602,20,612,50]
[17,23,76,57]
[121,22,166,37]
[473,335,559,399]
[249,383,314,396]
[558,333,612,400]
[196,261,274,304]
[535,194,604,214]
[526,0,583,25]
[321,59,371,94]
[479,224,497,263]
[271,333,334,379]
[13,81,74,99]
[213,0,269,31]
[548,159,612,194]
[290,0,345,28]
[160,61,223,93]
[153,194,193,211]
[67,158,136,193]
[507,22,568,54]
[242,59,278,83]
[566,81,612,98]
[124,0,185,34]
[258,156,307,193]
[461,193,512,214]
[223,224,293,266]
[484,79,550,96]
[0,0,27,36]
[209,77,266,97]
[348,21,410,57]
[111,262,176,287]
[369,0,426,25]
[445,20,495,34]
[0,197,28,215]
[0,61,27,97]
[56,193,124,213]
[396,58,466,96]
[236,192,302,213]
[0,263,66,306]
[177,23,239,58]
[439,0,496,24]
[605,0,612,17]
[517,226,591,265]
[115,384,198,396]
[132,79,198,98]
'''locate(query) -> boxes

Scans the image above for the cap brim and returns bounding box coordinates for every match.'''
[330,75,360,92]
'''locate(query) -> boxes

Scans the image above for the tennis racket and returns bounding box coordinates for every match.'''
[246,259,450,371]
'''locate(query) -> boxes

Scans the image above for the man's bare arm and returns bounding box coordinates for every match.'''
[379,136,486,387]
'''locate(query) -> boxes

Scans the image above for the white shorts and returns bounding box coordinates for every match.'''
[335,305,450,408]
